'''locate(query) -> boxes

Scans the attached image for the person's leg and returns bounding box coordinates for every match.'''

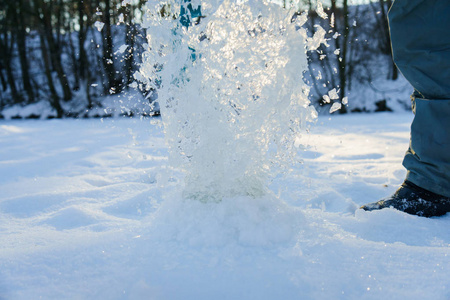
[361,0,450,216]
[390,0,450,198]
[403,98,450,198]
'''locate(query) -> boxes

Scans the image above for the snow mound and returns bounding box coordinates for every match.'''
[41,207,99,231]
[148,192,303,247]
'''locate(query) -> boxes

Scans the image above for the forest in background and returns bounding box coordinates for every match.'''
[0,0,407,119]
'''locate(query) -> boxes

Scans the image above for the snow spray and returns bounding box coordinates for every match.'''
[137,0,318,202]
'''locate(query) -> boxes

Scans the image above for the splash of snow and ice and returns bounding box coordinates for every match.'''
[137,0,317,202]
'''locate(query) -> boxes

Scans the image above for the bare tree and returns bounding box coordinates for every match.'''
[14,0,35,103]
[0,2,22,104]
[38,31,64,118]
[370,0,397,80]
[330,0,349,113]
[33,0,72,102]
[123,2,137,89]
[101,0,118,94]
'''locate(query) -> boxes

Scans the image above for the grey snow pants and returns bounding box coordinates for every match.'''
[389,0,450,197]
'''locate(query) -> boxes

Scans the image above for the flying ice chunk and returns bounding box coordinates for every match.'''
[323,95,331,104]
[316,2,328,19]
[94,21,104,32]
[328,88,340,100]
[115,44,129,55]
[329,102,342,113]
[316,71,322,80]
[342,97,348,105]
[307,26,329,51]
[121,0,132,6]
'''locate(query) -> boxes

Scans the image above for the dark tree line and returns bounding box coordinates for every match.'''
[0,0,397,117]
[303,0,398,113]
[0,0,146,117]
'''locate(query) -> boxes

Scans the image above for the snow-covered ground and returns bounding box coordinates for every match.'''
[0,113,449,300]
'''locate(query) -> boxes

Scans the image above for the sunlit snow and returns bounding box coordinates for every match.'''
[1,115,449,299]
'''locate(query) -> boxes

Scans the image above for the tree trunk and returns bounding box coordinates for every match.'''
[124,5,136,89]
[78,0,94,109]
[384,0,398,80]
[68,21,81,90]
[339,0,349,113]
[78,0,87,81]
[0,63,7,92]
[102,0,117,94]
[331,0,348,114]
[0,32,22,104]
[38,27,64,117]
[0,3,23,104]
[16,0,35,103]
[35,0,72,102]
[374,0,398,81]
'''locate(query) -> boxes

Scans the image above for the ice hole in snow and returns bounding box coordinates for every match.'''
[137,0,325,202]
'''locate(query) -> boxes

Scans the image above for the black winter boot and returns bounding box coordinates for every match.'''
[360,181,450,217]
